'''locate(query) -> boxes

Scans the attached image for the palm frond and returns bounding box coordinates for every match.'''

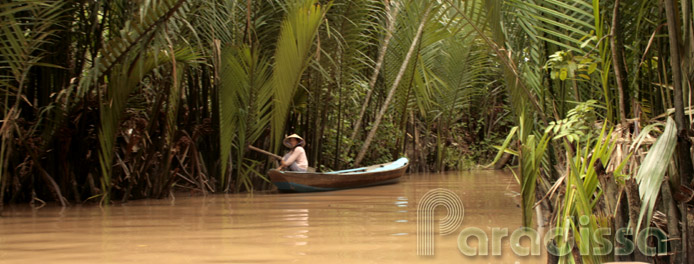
[519,132,551,227]
[634,117,677,232]
[0,0,65,96]
[78,0,192,97]
[271,0,328,152]
[218,45,272,191]
[0,0,66,202]
[98,47,200,202]
[553,123,616,263]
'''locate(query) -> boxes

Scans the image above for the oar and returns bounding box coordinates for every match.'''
[247,145,283,161]
[247,145,316,172]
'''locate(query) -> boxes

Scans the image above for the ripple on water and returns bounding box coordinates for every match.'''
[0,170,543,263]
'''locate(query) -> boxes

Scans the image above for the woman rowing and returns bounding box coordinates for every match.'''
[277,134,308,172]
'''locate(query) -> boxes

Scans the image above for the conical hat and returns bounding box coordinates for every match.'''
[283,134,305,148]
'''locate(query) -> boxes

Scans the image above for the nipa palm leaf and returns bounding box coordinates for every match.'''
[634,117,677,232]
[271,0,328,152]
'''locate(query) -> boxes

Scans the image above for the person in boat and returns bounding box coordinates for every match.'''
[278,134,309,172]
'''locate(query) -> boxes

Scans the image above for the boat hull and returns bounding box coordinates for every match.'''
[269,158,408,192]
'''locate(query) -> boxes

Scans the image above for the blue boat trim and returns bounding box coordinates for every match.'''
[323,157,409,174]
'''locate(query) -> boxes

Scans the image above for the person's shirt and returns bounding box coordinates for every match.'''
[284,146,308,170]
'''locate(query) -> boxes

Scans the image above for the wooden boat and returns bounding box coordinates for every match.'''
[269,157,409,192]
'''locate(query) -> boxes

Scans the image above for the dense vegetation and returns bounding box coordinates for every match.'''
[1,0,693,262]
[0,0,510,203]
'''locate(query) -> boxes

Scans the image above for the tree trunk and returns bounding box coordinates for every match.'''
[334,80,343,170]
[610,0,628,125]
[410,111,420,172]
[333,43,343,170]
[662,178,682,264]
[397,40,420,157]
[664,1,693,260]
[353,6,431,167]
[245,0,252,45]
[311,35,323,169]
[665,0,693,183]
[625,178,647,262]
[688,209,694,264]
[347,2,400,154]
[680,0,694,187]
[0,163,5,212]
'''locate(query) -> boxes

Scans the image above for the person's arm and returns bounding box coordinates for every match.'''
[277,149,296,169]
[277,148,304,170]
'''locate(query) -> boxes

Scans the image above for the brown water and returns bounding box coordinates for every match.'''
[0,170,544,263]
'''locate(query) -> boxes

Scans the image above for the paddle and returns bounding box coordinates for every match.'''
[247,145,316,172]
[247,145,283,161]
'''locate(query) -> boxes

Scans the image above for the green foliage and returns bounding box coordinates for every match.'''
[506,0,611,118]
[86,0,196,203]
[634,117,677,232]
[486,126,519,167]
[545,49,598,81]
[98,47,200,202]
[486,121,549,228]
[545,99,599,142]
[0,0,67,204]
[271,0,328,152]
[217,0,329,191]
[0,0,65,88]
[1,0,691,232]
[484,0,692,260]
[517,132,551,227]
[219,45,273,191]
[79,0,192,97]
[555,124,618,263]
[510,0,599,54]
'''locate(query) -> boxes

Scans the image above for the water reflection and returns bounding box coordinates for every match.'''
[281,208,309,250]
[0,170,543,263]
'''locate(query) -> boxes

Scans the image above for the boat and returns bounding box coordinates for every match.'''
[269,157,409,192]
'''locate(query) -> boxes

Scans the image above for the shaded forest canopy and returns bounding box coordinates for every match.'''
[0,0,515,203]
[2,0,694,262]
